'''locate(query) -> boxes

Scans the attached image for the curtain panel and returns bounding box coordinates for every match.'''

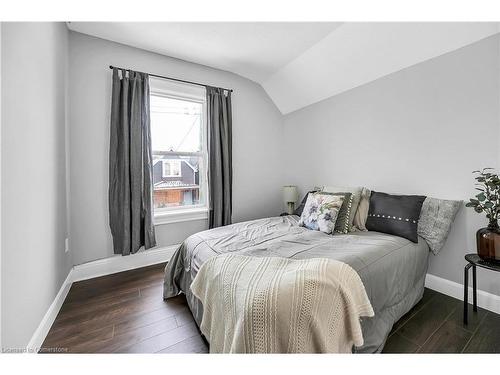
[109,68,156,255]
[207,87,233,228]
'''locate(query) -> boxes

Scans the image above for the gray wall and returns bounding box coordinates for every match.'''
[1,23,72,348]
[68,32,285,265]
[0,21,3,349]
[283,35,500,296]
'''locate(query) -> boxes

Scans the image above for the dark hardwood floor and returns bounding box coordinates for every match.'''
[41,263,208,353]
[383,288,500,353]
[41,263,500,353]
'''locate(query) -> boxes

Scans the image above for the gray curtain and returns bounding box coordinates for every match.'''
[207,87,233,228]
[109,68,156,255]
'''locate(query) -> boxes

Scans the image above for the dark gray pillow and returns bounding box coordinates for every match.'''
[418,197,462,254]
[366,191,426,243]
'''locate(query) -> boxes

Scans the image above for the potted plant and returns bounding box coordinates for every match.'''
[465,168,500,262]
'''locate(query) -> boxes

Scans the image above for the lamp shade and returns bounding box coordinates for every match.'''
[283,185,298,204]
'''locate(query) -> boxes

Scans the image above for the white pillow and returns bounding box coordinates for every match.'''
[299,192,344,234]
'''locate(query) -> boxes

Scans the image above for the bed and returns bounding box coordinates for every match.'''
[163,214,430,353]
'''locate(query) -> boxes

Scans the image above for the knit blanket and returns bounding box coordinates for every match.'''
[190,254,374,353]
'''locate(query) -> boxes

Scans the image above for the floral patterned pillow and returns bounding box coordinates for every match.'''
[299,192,345,234]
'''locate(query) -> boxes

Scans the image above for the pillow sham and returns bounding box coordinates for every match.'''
[418,197,462,255]
[365,191,426,243]
[321,185,362,231]
[353,187,371,231]
[299,192,344,234]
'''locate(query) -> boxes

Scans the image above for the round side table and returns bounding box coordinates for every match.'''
[463,254,500,324]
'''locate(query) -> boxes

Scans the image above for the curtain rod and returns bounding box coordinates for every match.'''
[109,65,233,93]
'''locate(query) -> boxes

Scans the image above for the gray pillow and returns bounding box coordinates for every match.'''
[322,185,362,231]
[353,187,371,231]
[328,192,354,234]
[418,197,462,254]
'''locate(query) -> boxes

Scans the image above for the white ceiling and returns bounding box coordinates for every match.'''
[67,22,340,83]
[264,22,500,114]
[68,22,500,114]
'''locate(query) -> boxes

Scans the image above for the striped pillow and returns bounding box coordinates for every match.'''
[328,192,354,234]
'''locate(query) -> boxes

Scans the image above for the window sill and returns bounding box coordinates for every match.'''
[154,207,208,225]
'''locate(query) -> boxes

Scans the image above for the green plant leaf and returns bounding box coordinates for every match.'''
[470,168,500,217]
[476,192,487,201]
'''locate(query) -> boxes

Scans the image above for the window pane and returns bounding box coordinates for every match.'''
[162,160,182,177]
[150,95,202,153]
[152,154,205,210]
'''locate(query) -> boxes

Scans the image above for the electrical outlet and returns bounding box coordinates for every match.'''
[65,238,69,253]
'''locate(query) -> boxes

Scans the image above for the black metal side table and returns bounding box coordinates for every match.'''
[463,254,500,324]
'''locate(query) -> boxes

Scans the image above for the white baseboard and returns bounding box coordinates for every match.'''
[425,273,500,315]
[26,269,74,352]
[72,244,179,282]
[26,244,178,352]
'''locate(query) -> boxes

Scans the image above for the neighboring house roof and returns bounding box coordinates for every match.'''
[153,180,199,190]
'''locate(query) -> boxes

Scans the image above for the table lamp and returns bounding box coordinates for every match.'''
[283,185,298,215]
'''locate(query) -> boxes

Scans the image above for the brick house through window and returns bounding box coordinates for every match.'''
[152,156,200,208]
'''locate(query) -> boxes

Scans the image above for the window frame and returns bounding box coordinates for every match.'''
[161,159,182,178]
[149,80,209,224]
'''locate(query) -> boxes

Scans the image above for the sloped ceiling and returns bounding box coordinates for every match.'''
[68,22,500,114]
[67,22,341,83]
[263,22,500,114]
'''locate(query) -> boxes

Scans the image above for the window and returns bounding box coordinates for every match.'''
[149,78,208,221]
[162,160,182,178]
